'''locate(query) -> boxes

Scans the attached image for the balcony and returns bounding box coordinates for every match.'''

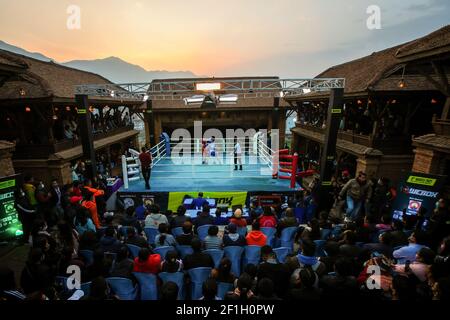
[13,125,135,159]
[294,122,411,154]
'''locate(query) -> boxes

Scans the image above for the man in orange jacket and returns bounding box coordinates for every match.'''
[246,220,267,247]
[81,190,101,228]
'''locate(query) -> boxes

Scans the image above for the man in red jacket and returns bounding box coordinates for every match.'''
[139,147,152,190]
[246,220,267,247]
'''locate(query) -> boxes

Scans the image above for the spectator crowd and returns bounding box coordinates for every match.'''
[1,170,449,301]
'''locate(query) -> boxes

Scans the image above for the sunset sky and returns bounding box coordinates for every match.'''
[0,0,449,77]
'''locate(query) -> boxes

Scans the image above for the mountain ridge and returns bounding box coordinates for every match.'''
[0,40,199,83]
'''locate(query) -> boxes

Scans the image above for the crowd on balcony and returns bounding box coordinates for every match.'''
[1,169,449,301]
[297,102,407,139]
[52,107,133,142]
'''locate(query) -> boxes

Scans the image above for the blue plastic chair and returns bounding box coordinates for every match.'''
[197,225,213,241]
[172,227,184,237]
[159,272,185,300]
[106,277,138,300]
[204,249,224,268]
[144,227,159,245]
[126,244,141,259]
[294,206,306,224]
[331,225,343,238]
[188,267,212,300]
[80,282,91,296]
[79,249,94,266]
[132,272,158,300]
[280,227,298,252]
[224,246,244,276]
[320,228,332,240]
[314,240,327,257]
[176,245,194,259]
[217,282,234,300]
[237,227,248,237]
[306,204,316,222]
[154,246,176,261]
[56,276,90,295]
[273,247,290,263]
[55,276,71,293]
[261,227,276,246]
[243,245,261,266]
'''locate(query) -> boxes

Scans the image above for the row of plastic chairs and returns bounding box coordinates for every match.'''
[106,268,233,300]
[145,225,298,246]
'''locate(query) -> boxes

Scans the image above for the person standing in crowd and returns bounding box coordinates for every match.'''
[139,146,152,190]
[49,178,64,219]
[234,138,243,171]
[15,188,36,244]
[339,171,372,221]
[81,189,101,228]
[22,175,37,208]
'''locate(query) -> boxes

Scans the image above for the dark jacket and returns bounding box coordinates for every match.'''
[171,215,191,228]
[126,235,148,248]
[194,215,215,232]
[176,233,198,246]
[257,261,291,299]
[98,236,122,254]
[110,258,134,279]
[183,252,214,270]
[223,233,247,247]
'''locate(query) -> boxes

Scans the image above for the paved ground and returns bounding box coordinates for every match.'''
[121,155,301,192]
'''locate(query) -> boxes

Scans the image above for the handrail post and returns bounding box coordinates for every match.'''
[122,155,129,190]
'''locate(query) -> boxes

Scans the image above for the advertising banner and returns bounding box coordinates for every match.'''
[392,172,447,220]
[167,191,248,212]
[0,174,23,241]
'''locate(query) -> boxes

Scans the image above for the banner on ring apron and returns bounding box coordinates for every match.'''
[167,191,248,212]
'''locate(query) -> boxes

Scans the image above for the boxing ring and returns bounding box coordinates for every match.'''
[119,134,302,193]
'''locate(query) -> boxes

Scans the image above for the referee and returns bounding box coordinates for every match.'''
[234,139,243,171]
[139,146,152,190]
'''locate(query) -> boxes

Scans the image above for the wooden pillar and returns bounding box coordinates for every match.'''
[278,110,287,149]
[75,94,97,179]
[318,88,344,211]
[106,145,112,175]
[154,113,162,146]
[442,97,450,120]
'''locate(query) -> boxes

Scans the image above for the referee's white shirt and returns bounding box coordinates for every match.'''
[234,143,242,155]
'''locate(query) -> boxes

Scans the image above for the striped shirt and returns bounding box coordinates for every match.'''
[203,235,222,250]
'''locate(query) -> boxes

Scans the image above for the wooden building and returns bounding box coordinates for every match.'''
[286,25,450,185]
[147,77,290,148]
[0,50,141,184]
